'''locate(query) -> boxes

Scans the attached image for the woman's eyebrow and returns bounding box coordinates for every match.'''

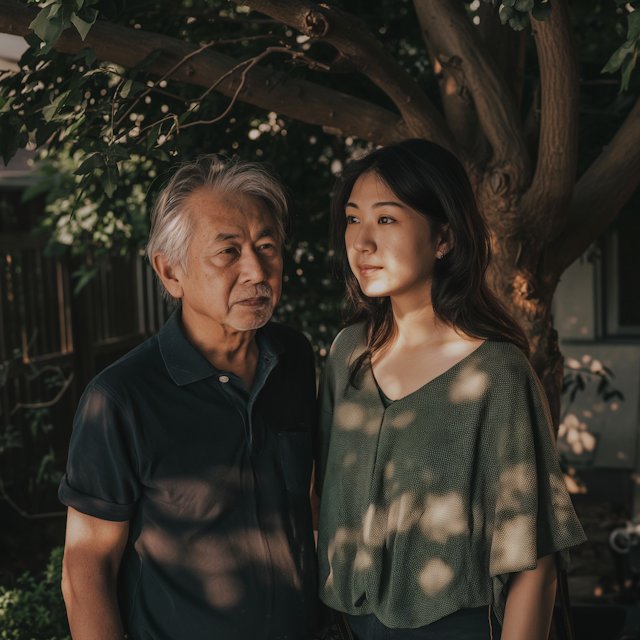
[372,201,405,209]
[345,201,405,209]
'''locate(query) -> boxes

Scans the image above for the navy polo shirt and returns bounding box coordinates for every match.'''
[59,309,318,640]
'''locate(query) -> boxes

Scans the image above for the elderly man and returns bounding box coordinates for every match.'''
[58,156,318,640]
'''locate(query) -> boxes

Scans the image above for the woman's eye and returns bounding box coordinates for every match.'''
[379,216,395,224]
[346,215,359,224]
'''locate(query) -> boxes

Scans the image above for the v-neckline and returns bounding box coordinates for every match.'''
[369,340,489,406]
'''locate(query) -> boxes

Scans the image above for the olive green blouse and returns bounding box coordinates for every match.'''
[316,323,586,628]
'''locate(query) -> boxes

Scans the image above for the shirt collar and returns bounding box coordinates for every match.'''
[158,307,284,387]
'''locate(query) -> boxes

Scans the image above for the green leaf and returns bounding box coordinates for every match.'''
[150,148,169,162]
[74,152,105,175]
[120,80,145,99]
[0,96,14,114]
[35,121,59,147]
[29,4,73,52]
[100,164,118,197]
[602,38,637,74]
[63,114,86,139]
[509,11,530,30]
[105,145,130,163]
[70,9,97,40]
[514,0,534,11]
[502,0,516,6]
[146,123,161,152]
[500,5,515,24]
[73,47,97,66]
[178,110,191,125]
[42,90,71,122]
[628,11,640,42]
[620,43,638,92]
[532,0,552,21]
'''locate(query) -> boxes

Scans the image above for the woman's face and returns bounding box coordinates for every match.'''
[344,172,444,300]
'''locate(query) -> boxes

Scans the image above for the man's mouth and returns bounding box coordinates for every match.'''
[235,297,270,307]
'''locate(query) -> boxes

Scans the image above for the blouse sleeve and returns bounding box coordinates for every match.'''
[487,352,587,580]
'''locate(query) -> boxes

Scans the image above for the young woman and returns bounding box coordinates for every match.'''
[315,139,586,640]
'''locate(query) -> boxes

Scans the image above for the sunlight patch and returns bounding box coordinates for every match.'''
[419,492,468,543]
[418,558,454,596]
[449,364,489,404]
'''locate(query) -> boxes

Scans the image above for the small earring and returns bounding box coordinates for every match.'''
[436,251,444,260]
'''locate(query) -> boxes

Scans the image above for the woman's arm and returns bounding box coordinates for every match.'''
[501,553,557,640]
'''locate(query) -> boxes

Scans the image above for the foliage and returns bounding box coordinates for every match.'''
[601,0,640,91]
[0,547,70,640]
[0,0,637,361]
[0,347,70,518]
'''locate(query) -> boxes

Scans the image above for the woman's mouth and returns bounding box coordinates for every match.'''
[358,264,383,277]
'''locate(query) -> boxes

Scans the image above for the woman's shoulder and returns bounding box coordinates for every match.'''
[473,340,537,386]
[328,322,367,358]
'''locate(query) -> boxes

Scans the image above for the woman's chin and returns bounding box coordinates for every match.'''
[359,284,393,298]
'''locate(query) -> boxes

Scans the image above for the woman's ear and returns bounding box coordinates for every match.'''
[153,253,185,300]
[437,224,454,257]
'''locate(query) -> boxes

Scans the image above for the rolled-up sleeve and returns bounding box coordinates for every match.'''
[59,381,141,522]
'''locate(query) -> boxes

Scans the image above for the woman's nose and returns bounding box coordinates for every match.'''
[351,225,376,253]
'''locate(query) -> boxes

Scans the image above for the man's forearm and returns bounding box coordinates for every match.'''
[62,553,125,640]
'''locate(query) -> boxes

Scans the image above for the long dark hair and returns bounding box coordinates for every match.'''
[330,139,529,386]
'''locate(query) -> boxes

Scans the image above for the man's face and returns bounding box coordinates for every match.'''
[176,188,283,331]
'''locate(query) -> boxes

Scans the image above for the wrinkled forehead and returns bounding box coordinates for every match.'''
[186,188,275,238]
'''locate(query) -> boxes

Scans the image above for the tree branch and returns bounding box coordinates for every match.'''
[417,15,486,159]
[0,0,409,145]
[550,95,640,275]
[412,0,529,189]
[476,2,526,111]
[521,0,580,236]
[229,0,459,155]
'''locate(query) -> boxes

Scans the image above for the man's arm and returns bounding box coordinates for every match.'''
[501,553,557,640]
[61,507,129,640]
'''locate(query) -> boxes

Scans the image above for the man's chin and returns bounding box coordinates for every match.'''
[226,307,273,331]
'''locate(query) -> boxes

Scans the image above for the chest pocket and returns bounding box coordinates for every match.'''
[278,430,313,495]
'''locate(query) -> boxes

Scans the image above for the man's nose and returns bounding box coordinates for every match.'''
[240,248,268,283]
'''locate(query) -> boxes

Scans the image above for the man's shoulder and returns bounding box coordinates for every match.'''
[91,334,163,397]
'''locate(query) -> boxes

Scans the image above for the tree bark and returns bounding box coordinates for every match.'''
[230,0,459,153]
[0,0,410,144]
[2,0,640,431]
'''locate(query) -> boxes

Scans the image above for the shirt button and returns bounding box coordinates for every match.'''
[219,375,229,383]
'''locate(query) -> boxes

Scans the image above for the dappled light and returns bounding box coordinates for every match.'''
[419,492,468,544]
[449,363,489,404]
[419,558,454,596]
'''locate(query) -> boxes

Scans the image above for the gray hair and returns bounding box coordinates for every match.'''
[146,154,290,304]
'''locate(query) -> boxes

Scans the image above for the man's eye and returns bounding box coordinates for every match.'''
[379,216,395,224]
[259,243,276,251]
[221,248,238,255]
[346,215,359,224]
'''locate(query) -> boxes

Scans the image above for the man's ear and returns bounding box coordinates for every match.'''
[153,253,184,300]
[438,224,454,256]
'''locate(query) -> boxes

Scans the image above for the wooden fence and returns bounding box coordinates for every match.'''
[0,229,168,514]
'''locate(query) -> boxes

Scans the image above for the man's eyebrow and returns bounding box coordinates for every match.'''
[214,232,241,242]
[257,226,277,238]
[345,201,405,209]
